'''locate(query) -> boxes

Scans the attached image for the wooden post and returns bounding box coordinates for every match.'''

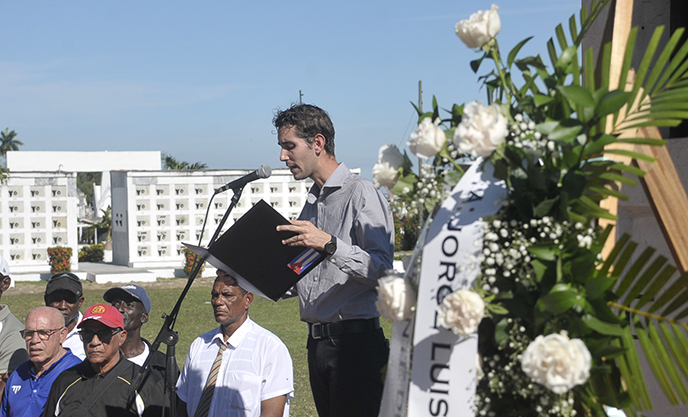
[634,128,688,272]
[600,0,635,259]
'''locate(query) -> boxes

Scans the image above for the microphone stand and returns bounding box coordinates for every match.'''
[129,186,245,417]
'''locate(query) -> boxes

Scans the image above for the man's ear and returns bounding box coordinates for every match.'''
[244,293,254,310]
[311,134,326,155]
[59,327,69,344]
[118,329,128,347]
[141,312,149,325]
[77,296,84,309]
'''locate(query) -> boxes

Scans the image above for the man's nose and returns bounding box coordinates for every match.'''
[280,149,289,161]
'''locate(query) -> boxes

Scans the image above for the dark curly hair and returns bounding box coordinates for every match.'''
[273,104,335,156]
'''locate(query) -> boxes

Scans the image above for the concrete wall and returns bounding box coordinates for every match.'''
[110,168,315,269]
[1,165,338,278]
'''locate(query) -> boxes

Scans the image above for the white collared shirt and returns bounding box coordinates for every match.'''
[176,317,293,417]
[62,312,85,360]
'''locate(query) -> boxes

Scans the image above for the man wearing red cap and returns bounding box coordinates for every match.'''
[41,304,167,417]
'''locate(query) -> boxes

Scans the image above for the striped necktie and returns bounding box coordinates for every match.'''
[193,340,227,417]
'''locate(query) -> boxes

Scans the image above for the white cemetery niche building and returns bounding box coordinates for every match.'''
[110,168,314,269]
[3,151,161,277]
[7,150,162,220]
[3,150,334,279]
[0,172,78,274]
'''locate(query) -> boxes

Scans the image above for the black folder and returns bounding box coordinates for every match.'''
[184,199,324,301]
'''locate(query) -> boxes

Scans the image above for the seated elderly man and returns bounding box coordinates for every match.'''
[176,271,294,417]
[0,307,81,417]
[42,304,167,417]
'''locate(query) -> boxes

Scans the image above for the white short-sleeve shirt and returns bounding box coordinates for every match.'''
[176,317,294,417]
[127,341,150,366]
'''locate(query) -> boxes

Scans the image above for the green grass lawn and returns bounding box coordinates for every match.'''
[5,277,392,417]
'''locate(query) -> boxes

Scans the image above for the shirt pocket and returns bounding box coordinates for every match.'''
[226,372,262,413]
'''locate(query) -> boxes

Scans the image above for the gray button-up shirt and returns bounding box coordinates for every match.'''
[295,163,394,323]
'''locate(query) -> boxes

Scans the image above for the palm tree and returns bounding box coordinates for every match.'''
[162,153,207,170]
[87,206,112,247]
[96,206,112,241]
[0,128,23,158]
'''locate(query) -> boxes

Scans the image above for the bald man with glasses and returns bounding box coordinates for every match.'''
[0,307,81,417]
[41,304,167,417]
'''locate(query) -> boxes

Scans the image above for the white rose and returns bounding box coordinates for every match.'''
[521,332,592,394]
[455,5,501,49]
[438,289,484,337]
[408,118,446,159]
[453,101,507,158]
[376,275,416,321]
[372,144,404,189]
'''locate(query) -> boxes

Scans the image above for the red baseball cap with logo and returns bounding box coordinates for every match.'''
[78,304,124,329]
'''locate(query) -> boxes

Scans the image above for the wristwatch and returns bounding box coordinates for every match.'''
[324,235,337,256]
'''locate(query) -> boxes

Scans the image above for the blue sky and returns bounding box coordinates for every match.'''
[2,1,580,179]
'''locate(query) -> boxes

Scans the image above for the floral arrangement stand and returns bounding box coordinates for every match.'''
[595,0,688,271]
[373,1,688,416]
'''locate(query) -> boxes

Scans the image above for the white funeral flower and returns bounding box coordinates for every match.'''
[453,101,507,158]
[372,144,404,189]
[376,275,416,322]
[521,332,592,394]
[408,117,446,159]
[438,289,485,337]
[455,4,501,49]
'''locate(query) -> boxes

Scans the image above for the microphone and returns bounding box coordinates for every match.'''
[214,165,272,194]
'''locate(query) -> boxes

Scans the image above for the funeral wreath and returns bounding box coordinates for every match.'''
[374,1,688,416]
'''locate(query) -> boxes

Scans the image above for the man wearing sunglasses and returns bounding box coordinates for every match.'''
[43,273,85,360]
[42,304,167,417]
[0,307,81,417]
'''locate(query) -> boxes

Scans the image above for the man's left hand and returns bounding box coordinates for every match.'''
[277,220,330,251]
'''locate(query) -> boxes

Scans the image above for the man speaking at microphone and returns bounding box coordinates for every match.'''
[273,103,394,417]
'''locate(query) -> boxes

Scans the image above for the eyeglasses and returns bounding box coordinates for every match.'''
[79,328,122,344]
[20,328,63,340]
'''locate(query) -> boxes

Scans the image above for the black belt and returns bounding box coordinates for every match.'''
[308,318,381,340]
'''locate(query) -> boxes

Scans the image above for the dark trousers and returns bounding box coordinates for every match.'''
[307,327,389,417]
